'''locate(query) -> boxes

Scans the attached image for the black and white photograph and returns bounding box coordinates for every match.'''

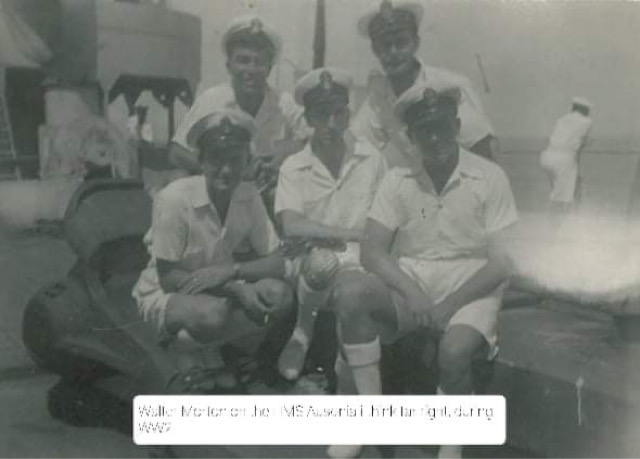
[0,0,639,457]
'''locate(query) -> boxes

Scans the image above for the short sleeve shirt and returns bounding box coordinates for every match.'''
[548,112,592,153]
[172,83,311,159]
[368,149,517,261]
[352,62,494,169]
[275,133,387,233]
[132,176,279,297]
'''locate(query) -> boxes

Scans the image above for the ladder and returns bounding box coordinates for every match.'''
[0,92,20,180]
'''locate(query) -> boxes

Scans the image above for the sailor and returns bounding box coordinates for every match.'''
[353,0,496,167]
[540,97,593,213]
[274,67,387,381]
[132,108,293,394]
[168,15,310,206]
[328,81,517,458]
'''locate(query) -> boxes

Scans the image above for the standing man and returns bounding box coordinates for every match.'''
[132,108,293,394]
[353,0,496,168]
[327,82,517,459]
[169,15,310,199]
[274,68,387,381]
[540,97,593,213]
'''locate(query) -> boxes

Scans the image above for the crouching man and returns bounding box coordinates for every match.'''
[132,108,293,394]
[328,82,517,459]
[274,68,387,381]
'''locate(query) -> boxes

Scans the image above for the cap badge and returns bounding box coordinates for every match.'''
[319,70,334,93]
[380,0,394,19]
[250,18,263,34]
[422,88,438,106]
[219,116,234,136]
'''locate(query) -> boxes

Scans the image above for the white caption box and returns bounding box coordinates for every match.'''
[134,395,505,445]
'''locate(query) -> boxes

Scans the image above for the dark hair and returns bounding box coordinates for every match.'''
[572,104,590,116]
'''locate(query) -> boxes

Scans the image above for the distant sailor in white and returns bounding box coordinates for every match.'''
[540,97,593,212]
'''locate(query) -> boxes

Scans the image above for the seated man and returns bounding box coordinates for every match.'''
[274,68,387,381]
[132,108,293,394]
[328,82,517,459]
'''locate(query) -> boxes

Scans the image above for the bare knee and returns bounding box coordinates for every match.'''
[438,326,486,374]
[439,341,473,374]
[333,274,378,323]
[194,302,230,334]
[167,295,231,342]
[254,278,294,312]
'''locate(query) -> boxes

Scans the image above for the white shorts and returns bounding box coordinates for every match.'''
[389,258,504,358]
[540,148,578,203]
[132,268,261,345]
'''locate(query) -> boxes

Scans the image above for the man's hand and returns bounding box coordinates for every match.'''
[245,156,279,193]
[402,287,434,329]
[234,283,272,326]
[178,264,236,295]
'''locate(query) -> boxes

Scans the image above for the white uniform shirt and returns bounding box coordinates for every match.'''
[275,133,387,234]
[548,111,592,154]
[369,149,517,262]
[132,176,279,301]
[172,83,311,159]
[352,61,494,169]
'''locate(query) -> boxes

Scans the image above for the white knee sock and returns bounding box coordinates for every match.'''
[329,357,361,456]
[437,386,463,459]
[334,353,357,395]
[343,337,382,395]
[438,444,463,459]
[326,444,364,458]
[326,339,381,459]
[278,277,331,380]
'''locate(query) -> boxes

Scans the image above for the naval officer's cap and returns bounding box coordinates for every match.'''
[395,81,462,128]
[294,67,353,107]
[186,109,255,153]
[571,96,593,112]
[357,0,424,40]
[222,15,282,62]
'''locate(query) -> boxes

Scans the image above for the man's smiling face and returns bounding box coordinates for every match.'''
[227,45,272,98]
[371,29,419,77]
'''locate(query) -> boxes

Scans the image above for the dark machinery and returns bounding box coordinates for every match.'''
[22,179,174,433]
